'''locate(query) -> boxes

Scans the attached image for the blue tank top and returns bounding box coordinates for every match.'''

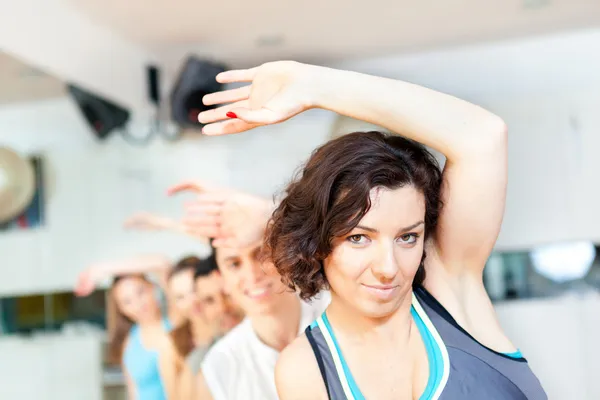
[123,317,173,400]
[305,286,547,399]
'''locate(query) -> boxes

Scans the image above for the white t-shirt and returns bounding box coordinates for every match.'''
[201,292,331,400]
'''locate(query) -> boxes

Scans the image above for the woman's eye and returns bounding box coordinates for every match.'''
[398,233,418,244]
[347,234,366,244]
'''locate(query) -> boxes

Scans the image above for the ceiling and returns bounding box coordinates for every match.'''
[68,0,600,66]
[0,52,65,105]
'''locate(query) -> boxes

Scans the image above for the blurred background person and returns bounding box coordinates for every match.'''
[167,182,330,400]
[106,273,173,400]
[158,256,243,400]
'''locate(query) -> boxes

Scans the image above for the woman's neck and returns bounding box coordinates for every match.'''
[137,310,164,328]
[250,292,302,351]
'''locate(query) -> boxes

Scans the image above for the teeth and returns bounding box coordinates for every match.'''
[247,288,267,297]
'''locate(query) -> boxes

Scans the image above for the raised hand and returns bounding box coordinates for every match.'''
[124,212,177,231]
[167,181,274,248]
[74,268,99,297]
[198,61,326,136]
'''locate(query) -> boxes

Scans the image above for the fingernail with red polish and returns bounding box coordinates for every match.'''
[226,111,237,118]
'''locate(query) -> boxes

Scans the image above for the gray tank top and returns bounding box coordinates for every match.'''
[186,336,221,375]
[305,286,547,399]
[186,345,209,375]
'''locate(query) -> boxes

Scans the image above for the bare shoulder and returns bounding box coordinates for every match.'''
[275,333,327,400]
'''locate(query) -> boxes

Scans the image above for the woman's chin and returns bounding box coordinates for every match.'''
[354,299,401,319]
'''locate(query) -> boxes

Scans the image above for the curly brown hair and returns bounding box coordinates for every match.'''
[264,131,443,300]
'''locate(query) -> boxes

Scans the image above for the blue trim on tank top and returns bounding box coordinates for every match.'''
[502,350,523,359]
[320,308,444,400]
[321,312,366,400]
[411,306,444,399]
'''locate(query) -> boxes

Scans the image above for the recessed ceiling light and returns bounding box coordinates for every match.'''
[255,34,285,47]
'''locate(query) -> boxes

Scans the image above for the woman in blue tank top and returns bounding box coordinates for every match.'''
[108,274,173,400]
[77,255,178,400]
[194,61,548,399]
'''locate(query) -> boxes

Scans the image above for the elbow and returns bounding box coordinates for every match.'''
[466,114,507,158]
[490,116,508,144]
[488,116,508,154]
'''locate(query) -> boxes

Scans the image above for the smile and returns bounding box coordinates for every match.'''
[361,283,399,300]
[245,283,273,299]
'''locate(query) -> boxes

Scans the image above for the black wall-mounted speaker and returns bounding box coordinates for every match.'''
[67,84,130,139]
[170,57,226,128]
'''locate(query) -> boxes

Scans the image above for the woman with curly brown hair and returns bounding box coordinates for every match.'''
[195,61,547,399]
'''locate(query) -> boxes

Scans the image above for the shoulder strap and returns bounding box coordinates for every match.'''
[306,326,332,400]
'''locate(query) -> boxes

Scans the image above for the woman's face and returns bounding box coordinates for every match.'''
[113,276,160,323]
[168,269,202,319]
[324,186,426,318]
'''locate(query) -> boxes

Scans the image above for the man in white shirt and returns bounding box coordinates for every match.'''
[199,241,329,399]
[168,182,330,400]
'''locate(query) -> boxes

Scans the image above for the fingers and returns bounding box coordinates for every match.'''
[229,107,280,125]
[123,213,149,228]
[202,118,262,136]
[182,221,220,238]
[74,274,94,297]
[167,182,201,196]
[198,100,248,125]
[184,191,229,208]
[167,180,218,196]
[185,203,222,216]
[203,86,251,106]
[182,214,221,226]
[200,105,281,136]
[216,68,257,84]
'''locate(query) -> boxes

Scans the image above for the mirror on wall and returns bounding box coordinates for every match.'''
[484,242,600,302]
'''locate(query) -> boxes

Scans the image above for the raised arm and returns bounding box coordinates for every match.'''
[75,254,172,297]
[198,61,507,275]
[124,212,209,244]
[158,338,182,400]
[314,68,507,275]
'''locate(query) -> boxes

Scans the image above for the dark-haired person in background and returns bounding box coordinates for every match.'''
[194,61,547,399]
[193,251,245,336]
[167,183,331,400]
[159,256,244,400]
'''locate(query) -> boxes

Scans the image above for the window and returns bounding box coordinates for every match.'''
[0,289,107,335]
[483,243,600,302]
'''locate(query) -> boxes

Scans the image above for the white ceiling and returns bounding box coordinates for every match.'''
[68,0,600,66]
[0,52,65,105]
